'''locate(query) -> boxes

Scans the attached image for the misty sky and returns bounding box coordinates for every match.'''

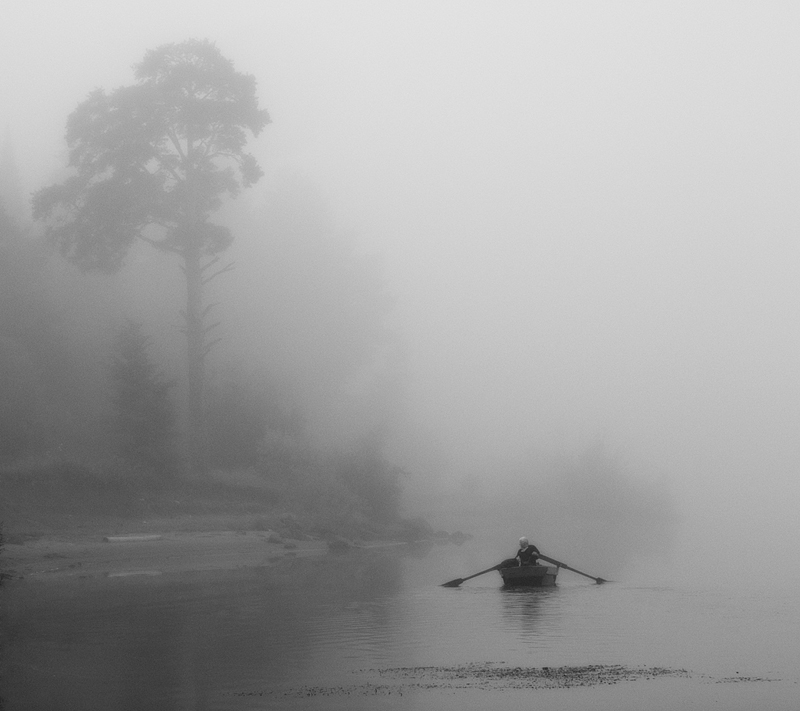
[3,2,800,582]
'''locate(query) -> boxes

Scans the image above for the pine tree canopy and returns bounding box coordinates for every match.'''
[33,38,270,272]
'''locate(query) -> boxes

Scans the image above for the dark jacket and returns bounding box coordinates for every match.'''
[516,544,540,566]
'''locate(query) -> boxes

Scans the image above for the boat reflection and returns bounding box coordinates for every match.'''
[498,585,560,639]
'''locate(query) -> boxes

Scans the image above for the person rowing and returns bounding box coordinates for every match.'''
[441,536,609,586]
[516,536,541,566]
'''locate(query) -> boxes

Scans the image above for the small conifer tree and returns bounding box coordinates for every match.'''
[110,319,177,473]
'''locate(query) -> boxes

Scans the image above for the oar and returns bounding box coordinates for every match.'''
[537,553,609,584]
[441,562,504,587]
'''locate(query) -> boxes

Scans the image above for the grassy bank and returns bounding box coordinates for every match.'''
[0,458,264,541]
[0,457,458,546]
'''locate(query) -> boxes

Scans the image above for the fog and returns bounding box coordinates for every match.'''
[3,2,800,586]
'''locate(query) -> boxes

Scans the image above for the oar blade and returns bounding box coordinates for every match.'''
[441,562,505,587]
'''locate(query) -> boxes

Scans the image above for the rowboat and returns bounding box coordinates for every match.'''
[499,564,558,587]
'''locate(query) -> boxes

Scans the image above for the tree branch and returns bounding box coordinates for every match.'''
[156,159,184,185]
[201,337,223,359]
[140,234,182,254]
[202,261,235,284]
[200,256,220,273]
[166,128,186,160]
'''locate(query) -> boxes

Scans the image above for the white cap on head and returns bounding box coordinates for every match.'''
[519,537,528,547]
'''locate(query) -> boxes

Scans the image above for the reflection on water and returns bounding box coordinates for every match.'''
[1,552,405,710]
[2,543,800,710]
[499,587,554,638]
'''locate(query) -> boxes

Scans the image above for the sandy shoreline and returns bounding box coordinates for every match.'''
[0,505,441,583]
[1,526,344,581]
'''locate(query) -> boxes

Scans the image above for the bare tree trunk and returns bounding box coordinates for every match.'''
[184,241,206,472]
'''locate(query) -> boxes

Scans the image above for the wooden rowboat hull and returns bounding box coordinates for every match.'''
[499,564,558,587]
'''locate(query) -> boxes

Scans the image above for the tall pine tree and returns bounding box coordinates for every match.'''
[34,39,270,470]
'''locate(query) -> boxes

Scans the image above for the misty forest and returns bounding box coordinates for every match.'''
[6,7,800,708]
[0,40,411,544]
[3,37,674,574]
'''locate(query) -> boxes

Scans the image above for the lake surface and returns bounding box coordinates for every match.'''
[2,541,799,710]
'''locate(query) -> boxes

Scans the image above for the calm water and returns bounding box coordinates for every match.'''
[2,542,799,710]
